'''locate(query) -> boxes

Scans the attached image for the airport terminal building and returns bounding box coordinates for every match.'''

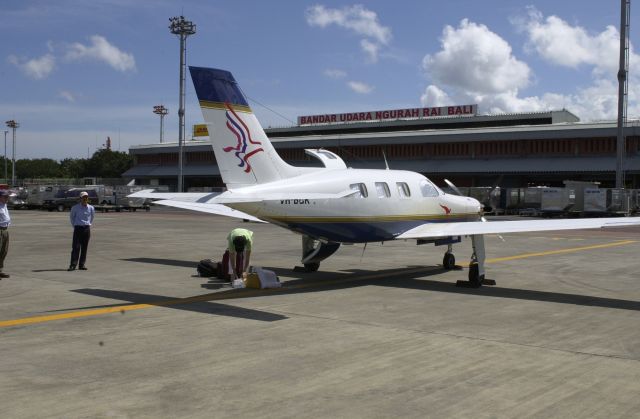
[123,106,640,190]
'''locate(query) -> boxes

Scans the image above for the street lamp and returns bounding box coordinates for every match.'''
[153,105,169,143]
[2,130,7,184]
[5,120,19,187]
[169,15,196,192]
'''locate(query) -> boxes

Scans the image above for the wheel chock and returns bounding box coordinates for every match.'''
[455,278,496,287]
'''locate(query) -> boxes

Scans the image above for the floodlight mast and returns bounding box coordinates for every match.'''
[2,130,7,183]
[5,120,18,187]
[169,15,196,193]
[153,105,169,143]
[615,0,630,188]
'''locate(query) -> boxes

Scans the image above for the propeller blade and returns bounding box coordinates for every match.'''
[444,179,463,196]
[480,216,505,241]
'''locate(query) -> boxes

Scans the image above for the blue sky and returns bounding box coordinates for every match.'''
[1,0,638,159]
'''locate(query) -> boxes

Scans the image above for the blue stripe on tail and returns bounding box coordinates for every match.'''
[189,67,249,107]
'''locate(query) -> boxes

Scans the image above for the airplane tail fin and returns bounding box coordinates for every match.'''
[189,66,299,189]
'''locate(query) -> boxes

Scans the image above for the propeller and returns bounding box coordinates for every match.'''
[480,175,503,214]
[444,178,504,241]
[444,179,463,196]
[445,177,501,213]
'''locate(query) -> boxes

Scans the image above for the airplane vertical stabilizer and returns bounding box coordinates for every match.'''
[189,67,300,189]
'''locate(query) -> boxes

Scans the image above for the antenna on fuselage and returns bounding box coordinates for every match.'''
[360,242,368,263]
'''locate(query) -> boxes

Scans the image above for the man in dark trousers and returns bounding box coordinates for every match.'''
[0,190,11,279]
[68,191,95,271]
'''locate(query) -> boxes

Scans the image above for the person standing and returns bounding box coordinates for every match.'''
[226,228,253,279]
[0,190,11,279]
[68,191,95,271]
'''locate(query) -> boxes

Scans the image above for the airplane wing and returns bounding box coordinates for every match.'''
[396,217,640,239]
[153,200,266,223]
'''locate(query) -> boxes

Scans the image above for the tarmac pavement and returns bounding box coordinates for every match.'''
[1,207,640,418]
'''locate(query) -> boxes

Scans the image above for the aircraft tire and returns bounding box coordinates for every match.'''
[443,253,455,269]
[304,262,320,272]
[468,263,483,288]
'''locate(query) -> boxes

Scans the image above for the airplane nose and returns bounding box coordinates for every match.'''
[468,198,483,214]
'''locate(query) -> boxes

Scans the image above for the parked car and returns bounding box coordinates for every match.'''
[43,188,99,212]
[27,185,70,209]
[7,188,28,209]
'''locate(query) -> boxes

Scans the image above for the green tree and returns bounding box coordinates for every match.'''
[59,158,87,179]
[16,158,62,179]
[85,149,133,178]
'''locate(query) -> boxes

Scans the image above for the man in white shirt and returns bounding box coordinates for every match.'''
[0,190,11,279]
[68,191,95,271]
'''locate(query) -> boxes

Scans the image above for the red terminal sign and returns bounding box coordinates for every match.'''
[298,105,477,126]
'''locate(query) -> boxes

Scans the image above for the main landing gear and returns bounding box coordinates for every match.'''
[298,235,341,272]
[444,235,495,288]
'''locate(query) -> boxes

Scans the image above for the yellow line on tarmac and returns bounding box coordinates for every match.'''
[1,240,636,328]
[0,267,429,329]
[0,295,211,328]
[485,240,636,264]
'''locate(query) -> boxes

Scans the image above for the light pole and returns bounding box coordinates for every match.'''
[153,105,169,143]
[169,15,196,192]
[615,0,630,188]
[2,130,7,184]
[5,120,18,187]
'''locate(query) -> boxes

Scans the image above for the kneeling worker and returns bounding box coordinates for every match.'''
[227,228,253,279]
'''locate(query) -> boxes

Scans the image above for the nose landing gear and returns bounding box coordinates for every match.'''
[443,244,456,269]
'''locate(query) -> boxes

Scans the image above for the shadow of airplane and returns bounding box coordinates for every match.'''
[62,288,287,322]
[228,265,640,312]
[92,262,640,314]
[32,269,73,272]
[122,257,197,268]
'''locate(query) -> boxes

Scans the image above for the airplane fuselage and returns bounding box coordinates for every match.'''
[226,168,483,243]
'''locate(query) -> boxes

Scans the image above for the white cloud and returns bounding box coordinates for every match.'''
[306,4,391,62]
[420,13,640,121]
[65,35,136,72]
[520,7,640,120]
[8,53,56,79]
[423,19,531,95]
[324,69,374,95]
[58,90,76,102]
[324,69,347,79]
[347,81,373,94]
[360,39,380,63]
[420,85,451,107]
[522,6,620,76]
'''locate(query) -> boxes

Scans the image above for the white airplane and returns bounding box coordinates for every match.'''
[131,66,640,287]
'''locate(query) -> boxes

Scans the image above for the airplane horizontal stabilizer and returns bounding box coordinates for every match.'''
[128,189,221,203]
[211,189,356,204]
[153,200,266,223]
[130,189,353,205]
[396,217,640,239]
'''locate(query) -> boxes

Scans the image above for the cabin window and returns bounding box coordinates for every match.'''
[375,182,391,198]
[349,183,368,198]
[419,179,439,197]
[396,182,411,198]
